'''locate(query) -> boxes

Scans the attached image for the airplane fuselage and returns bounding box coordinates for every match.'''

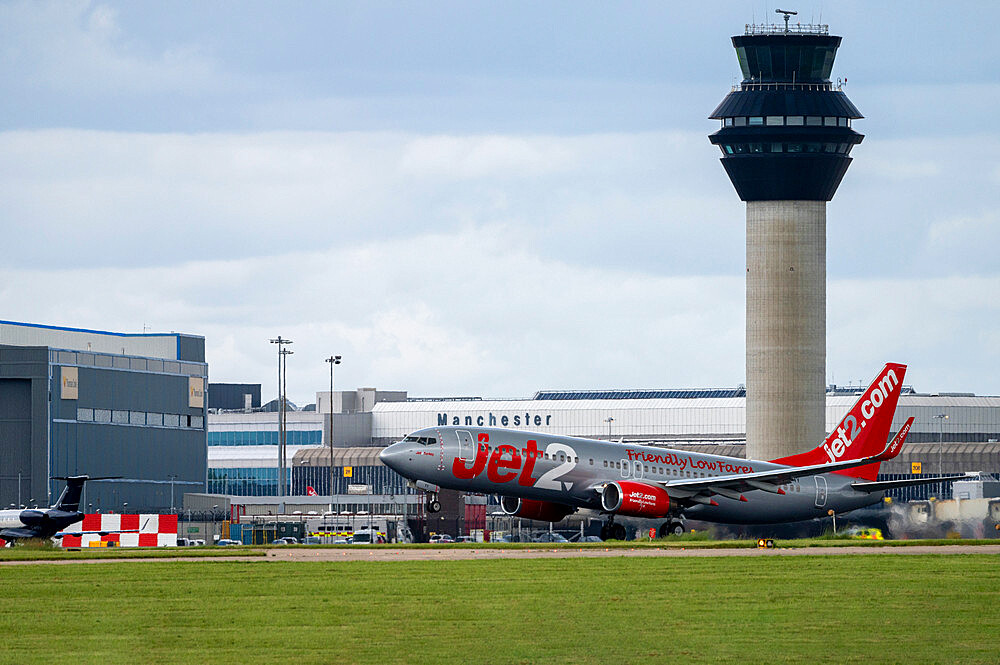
[379,426,883,524]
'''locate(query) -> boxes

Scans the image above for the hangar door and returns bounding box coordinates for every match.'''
[0,379,33,506]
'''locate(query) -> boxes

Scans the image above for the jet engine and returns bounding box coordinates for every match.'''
[17,510,48,526]
[500,496,574,522]
[601,481,671,518]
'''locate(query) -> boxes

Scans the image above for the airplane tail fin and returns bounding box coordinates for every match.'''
[770,363,907,481]
[306,486,318,496]
[51,475,89,512]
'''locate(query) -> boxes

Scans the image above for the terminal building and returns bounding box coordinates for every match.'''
[0,320,208,512]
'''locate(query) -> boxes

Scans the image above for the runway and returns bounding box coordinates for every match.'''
[4,543,999,565]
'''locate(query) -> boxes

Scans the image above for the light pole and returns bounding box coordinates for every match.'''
[269,336,293,498]
[280,346,294,497]
[933,413,949,497]
[325,355,342,514]
[605,417,614,440]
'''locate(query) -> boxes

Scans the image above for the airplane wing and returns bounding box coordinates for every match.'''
[851,473,975,493]
[0,527,49,540]
[631,423,911,506]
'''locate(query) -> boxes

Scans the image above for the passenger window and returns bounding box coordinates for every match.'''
[643,465,649,472]
[589,458,594,466]
[603,460,608,467]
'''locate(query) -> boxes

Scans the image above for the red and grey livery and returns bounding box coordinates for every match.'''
[379,364,970,539]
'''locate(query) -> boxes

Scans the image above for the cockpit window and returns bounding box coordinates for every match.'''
[403,435,436,445]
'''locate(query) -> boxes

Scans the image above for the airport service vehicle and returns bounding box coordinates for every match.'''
[0,476,92,542]
[429,534,454,544]
[380,364,971,539]
[532,532,569,543]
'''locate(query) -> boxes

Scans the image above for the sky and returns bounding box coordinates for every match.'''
[2,1,998,404]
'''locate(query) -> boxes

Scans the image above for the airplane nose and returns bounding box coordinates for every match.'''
[378,442,404,471]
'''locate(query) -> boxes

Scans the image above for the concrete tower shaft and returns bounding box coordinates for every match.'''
[708,22,862,460]
[746,201,826,460]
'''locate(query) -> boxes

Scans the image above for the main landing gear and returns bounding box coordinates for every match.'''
[425,493,441,514]
[659,520,685,538]
[600,517,626,541]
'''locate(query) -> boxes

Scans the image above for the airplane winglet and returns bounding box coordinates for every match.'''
[875,417,914,462]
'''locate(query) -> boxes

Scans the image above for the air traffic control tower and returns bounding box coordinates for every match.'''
[708,13,863,460]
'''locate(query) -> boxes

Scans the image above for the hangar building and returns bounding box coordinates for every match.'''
[0,320,208,512]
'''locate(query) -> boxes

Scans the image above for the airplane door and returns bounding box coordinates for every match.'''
[620,459,630,479]
[814,476,828,508]
[457,430,475,462]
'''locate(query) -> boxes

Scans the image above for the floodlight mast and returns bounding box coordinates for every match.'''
[269,336,293,497]
[325,355,342,513]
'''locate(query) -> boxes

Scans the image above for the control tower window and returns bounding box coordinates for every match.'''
[787,116,804,126]
[806,116,822,126]
[749,143,764,153]
[771,143,783,153]
[722,145,734,154]
[733,117,747,127]
[724,118,734,127]
[766,116,783,126]
[838,118,849,127]
[749,116,764,126]
[824,117,837,126]
[823,143,838,153]
[787,143,802,153]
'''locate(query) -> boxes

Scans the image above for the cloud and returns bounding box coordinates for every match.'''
[0,227,747,402]
[828,276,1000,394]
[0,0,222,95]
[0,129,739,276]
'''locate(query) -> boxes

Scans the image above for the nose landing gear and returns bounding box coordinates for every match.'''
[599,517,627,541]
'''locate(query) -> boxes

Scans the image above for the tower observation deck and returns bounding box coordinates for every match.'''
[708,17,863,461]
[708,22,864,200]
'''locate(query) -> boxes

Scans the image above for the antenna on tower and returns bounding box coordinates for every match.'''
[776,8,798,33]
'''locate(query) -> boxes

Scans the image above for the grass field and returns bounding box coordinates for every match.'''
[1,554,998,664]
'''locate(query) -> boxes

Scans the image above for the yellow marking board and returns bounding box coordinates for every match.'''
[343,466,353,478]
[911,462,922,474]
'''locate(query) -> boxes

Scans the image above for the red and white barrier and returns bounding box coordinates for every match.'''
[60,514,178,548]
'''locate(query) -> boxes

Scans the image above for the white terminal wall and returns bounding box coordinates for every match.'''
[372,395,1000,444]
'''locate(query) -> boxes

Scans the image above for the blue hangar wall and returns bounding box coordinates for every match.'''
[0,321,208,512]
